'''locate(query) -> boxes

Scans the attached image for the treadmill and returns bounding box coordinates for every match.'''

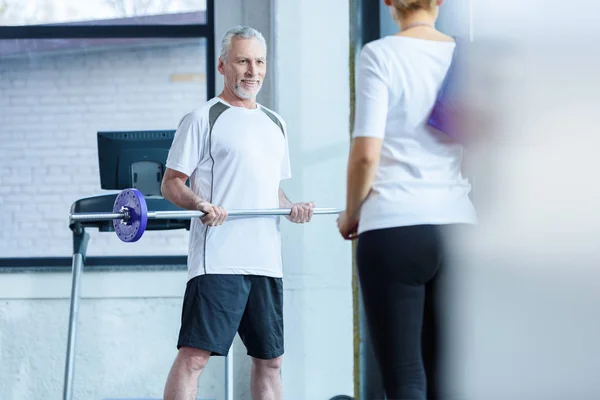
[63,130,196,400]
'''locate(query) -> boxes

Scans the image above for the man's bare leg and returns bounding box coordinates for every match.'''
[251,356,283,400]
[164,347,211,400]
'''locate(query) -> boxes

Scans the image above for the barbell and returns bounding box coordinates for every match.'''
[69,188,343,243]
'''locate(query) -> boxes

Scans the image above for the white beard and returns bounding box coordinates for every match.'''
[234,82,262,99]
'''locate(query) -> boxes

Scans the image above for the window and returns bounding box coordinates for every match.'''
[0,0,207,25]
[0,0,215,264]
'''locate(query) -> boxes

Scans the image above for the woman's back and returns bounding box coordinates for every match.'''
[353,34,477,234]
[339,1,478,399]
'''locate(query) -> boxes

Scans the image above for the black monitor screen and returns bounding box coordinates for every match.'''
[97,130,176,196]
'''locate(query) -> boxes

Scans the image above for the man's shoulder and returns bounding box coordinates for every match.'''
[259,104,286,123]
[178,98,225,126]
[186,98,223,119]
[258,104,287,135]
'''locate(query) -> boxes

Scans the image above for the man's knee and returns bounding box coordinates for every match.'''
[177,347,211,373]
[252,356,283,372]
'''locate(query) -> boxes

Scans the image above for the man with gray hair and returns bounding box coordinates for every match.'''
[161,26,315,400]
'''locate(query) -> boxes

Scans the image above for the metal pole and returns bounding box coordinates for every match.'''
[64,230,89,400]
[69,212,126,222]
[69,208,342,223]
[63,253,84,400]
[148,208,342,219]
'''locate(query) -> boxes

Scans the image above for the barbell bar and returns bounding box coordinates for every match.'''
[69,188,343,243]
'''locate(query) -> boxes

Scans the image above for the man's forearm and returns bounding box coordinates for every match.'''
[278,187,293,208]
[162,178,206,210]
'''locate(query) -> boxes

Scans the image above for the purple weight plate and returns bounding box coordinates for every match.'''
[112,188,148,242]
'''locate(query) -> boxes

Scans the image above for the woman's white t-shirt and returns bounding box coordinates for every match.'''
[353,36,477,234]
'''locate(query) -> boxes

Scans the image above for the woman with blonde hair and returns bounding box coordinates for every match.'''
[338,0,477,398]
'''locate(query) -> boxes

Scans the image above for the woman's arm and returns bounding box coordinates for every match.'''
[345,137,383,219]
[344,45,388,220]
[339,45,389,239]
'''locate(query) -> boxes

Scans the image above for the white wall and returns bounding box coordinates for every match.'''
[436,0,472,38]
[274,0,354,398]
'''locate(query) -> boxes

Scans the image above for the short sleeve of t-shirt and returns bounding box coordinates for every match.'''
[166,109,209,176]
[353,44,390,140]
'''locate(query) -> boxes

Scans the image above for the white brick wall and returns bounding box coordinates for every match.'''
[0,39,207,258]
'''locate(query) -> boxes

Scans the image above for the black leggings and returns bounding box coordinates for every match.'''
[357,225,446,400]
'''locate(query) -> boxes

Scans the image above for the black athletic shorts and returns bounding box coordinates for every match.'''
[177,274,284,360]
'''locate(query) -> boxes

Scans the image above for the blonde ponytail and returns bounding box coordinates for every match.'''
[391,0,436,16]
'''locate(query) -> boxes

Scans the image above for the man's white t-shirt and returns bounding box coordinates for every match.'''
[353,36,477,234]
[166,97,291,281]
